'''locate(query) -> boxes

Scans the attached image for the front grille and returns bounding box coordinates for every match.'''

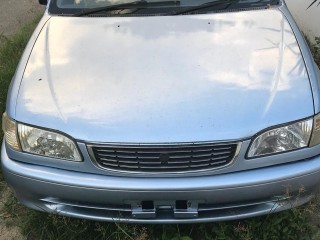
[89,142,239,173]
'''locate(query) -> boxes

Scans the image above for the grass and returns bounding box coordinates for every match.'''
[1,16,320,240]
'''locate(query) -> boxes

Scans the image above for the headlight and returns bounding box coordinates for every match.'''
[2,113,82,161]
[18,124,82,161]
[247,118,313,158]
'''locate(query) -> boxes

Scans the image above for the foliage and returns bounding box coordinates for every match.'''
[311,37,320,68]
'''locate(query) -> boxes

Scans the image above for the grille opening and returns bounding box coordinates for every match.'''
[176,200,188,210]
[142,201,154,210]
[89,142,239,173]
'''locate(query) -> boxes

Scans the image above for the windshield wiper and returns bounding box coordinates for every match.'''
[74,0,180,16]
[169,0,237,15]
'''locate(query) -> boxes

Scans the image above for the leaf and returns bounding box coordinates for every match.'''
[307,0,319,9]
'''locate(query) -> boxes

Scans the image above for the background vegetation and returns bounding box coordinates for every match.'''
[1,13,320,240]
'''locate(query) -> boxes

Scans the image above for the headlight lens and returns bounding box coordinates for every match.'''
[247,118,313,158]
[18,124,82,161]
[3,113,81,161]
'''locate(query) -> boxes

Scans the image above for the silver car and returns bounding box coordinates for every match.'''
[2,0,320,223]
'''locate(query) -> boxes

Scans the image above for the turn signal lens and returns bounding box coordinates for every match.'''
[2,112,20,150]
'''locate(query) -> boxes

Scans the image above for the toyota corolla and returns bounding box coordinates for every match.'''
[2,0,320,223]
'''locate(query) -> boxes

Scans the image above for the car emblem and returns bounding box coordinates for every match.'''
[159,153,170,165]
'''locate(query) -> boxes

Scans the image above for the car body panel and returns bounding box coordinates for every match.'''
[279,2,320,112]
[14,9,314,143]
[2,141,319,223]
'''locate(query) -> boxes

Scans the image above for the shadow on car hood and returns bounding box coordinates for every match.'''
[16,9,314,142]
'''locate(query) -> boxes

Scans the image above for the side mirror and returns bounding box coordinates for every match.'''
[38,0,47,5]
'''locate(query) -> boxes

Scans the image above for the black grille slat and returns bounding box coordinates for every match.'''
[96,148,232,156]
[90,142,238,173]
[190,158,228,164]
[95,144,233,151]
[99,161,230,171]
[96,150,232,159]
[97,154,231,163]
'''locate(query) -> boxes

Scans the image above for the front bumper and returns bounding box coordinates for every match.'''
[2,142,320,223]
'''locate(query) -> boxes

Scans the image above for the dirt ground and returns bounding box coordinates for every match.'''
[0,0,44,37]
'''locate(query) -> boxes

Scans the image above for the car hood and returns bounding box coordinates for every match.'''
[16,9,314,143]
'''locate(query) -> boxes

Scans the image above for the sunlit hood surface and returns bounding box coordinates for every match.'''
[16,9,314,142]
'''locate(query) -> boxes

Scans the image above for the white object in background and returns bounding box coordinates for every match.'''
[286,0,320,42]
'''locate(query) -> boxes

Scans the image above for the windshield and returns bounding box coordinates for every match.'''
[49,0,279,15]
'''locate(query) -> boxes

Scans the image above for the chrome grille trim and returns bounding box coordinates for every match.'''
[41,198,132,212]
[39,195,302,223]
[87,142,241,173]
